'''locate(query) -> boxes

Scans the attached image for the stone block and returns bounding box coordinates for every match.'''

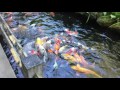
[21,55,43,78]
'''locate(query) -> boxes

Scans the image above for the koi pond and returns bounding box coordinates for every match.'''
[1,12,120,78]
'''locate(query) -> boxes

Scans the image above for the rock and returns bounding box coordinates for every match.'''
[21,55,43,78]
[22,12,33,17]
[76,12,102,19]
[75,12,120,33]
[97,16,116,27]
[89,12,103,19]
[109,22,120,33]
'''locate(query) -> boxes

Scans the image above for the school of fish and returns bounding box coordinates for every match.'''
[4,12,102,78]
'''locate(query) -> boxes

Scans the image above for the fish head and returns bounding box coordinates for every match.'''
[62,54,69,59]
[18,24,28,30]
[71,65,78,71]
[55,38,61,44]
[71,64,81,72]
[62,54,75,61]
[71,47,76,52]
[74,52,79,57]
[64,29,69,32]
[54,43,60,51]
[35,37,44,46]
[37,45,45,55]
[66,47,76,55]
[65,49,73,55]
[50,12,55,17]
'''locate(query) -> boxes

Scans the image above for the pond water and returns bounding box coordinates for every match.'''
[1,12,120,78]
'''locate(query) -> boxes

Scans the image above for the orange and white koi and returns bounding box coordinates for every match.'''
[4,12,13,15]
[28,50,40,56]
[6,15,13,24]
[65,47,77,55]
[74,53,88,66]
[64,29,78,36]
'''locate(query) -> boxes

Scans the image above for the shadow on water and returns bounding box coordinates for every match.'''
[1,12,120,78]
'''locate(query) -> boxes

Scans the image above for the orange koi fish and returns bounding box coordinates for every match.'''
[50,12,55,17]
[71,64,102,78]
[54,38,61,55]
[48,49,53,53]
[54,43,60,55]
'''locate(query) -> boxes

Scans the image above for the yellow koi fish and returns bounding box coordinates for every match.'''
[71,64,102,78]
[35,37,45,46]
[59,45,68,53]
[62,54,77,63]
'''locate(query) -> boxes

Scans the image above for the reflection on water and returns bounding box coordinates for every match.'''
[2,12,120,78]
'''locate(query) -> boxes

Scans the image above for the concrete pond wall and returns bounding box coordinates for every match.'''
[75,12,120,33]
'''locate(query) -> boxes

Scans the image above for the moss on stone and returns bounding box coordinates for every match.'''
[97,16,116,27]
[109,22,120,32]
[75,12,120,33]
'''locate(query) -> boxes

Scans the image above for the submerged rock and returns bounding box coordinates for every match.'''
[97,16,116,27]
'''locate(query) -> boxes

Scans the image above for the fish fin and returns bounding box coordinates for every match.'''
[90,62,95,68]
[80,55,89,66]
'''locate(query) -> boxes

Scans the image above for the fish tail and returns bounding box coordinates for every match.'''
[94,73,102,78]
[90,71,102,78]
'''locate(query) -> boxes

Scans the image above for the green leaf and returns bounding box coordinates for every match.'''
[103,12,107,16]
[110,14,116,19]
[111,12,120,18]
